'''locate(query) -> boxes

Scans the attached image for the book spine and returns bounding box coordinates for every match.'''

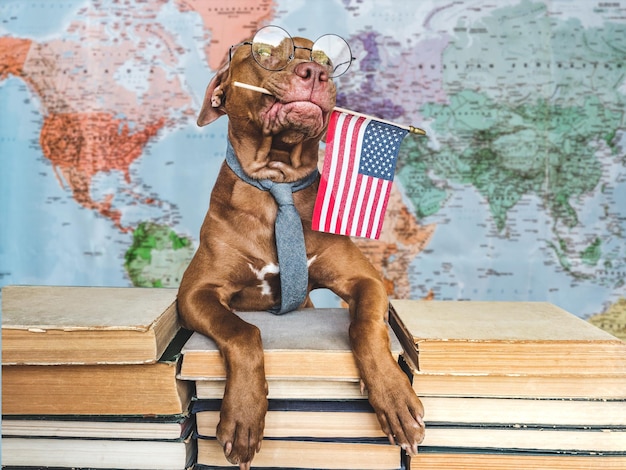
[388,303,419,371]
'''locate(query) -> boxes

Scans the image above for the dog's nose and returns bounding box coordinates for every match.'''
[294,61,329,84]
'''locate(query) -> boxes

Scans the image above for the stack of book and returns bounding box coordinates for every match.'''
[178,308,405,470]
[1,285,195,470]
[388,299,626,469]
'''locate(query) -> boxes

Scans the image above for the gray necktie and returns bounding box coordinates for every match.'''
[225,141,318,314]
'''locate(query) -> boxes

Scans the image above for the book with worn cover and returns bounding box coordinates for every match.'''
[408,450,626,469]
[194,377,366,400]
[389,300,626,374]
[178,308,401,380]
[193,396,626,439]
[410,371,626,399]
[1,435,195,469]
[197,437,401,470]
[194,369,626,401]
[194,398,385,439]
[2,412,193,440]
[417,396,626,427]
[2,329,193,415]
[2,285,180,365]
[417,424,626,453]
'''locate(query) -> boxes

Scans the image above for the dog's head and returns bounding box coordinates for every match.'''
[198,28,341,183]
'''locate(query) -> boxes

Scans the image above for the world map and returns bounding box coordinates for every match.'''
[1,0,624,339]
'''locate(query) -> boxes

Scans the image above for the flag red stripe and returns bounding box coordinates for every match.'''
[312,111,340,231]
[372,180,393,239]
[355,175,374,237]
[326,113,354,232]
[336,116,367,234]
[369,178,387,238]
[327,113,352,233]
[367,178,391,239]
[344,172,363,236]
[348,173,367,237]
[313,112,369,234]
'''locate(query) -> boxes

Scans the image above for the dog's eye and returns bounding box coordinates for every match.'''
[254,44,273,57]
[312,50,332,68]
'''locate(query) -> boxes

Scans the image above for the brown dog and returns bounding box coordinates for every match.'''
[177,29,425,469]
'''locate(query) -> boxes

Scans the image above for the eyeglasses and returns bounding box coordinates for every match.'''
[229,25,355,78]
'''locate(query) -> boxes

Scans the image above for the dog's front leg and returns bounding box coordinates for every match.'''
[177,288,268,470]
[347,279,425,455]
[312,242,425,456]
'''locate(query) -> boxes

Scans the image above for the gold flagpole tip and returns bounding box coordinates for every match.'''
[409,126,427,136]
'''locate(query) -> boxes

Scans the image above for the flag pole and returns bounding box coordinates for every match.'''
[233,81,427,136]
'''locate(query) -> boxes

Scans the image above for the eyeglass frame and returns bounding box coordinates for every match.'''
[228,25,355,78]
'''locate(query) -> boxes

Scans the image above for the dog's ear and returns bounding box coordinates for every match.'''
[197,61,230,127]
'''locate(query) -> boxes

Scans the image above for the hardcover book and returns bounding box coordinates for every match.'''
[2,329,193,415]
[2,285,180,365]
[179,308,401,381]
[389,300,626,374]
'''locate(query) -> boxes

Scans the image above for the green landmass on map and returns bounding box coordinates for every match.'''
[397,1,625,284]
[399,91,616,233]
[125,222,195,287]
[580,238,602,266]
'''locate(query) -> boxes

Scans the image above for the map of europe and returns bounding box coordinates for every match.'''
[1,0,624,338]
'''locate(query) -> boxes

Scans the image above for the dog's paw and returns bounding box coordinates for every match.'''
[367,368,425,456]
[216,380,268,467]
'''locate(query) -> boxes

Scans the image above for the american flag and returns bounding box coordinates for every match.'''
[312,110,408,239]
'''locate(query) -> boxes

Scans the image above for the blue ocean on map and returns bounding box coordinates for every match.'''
[0,76,121,286]
[410,184,617,318]
[0,1,85,38]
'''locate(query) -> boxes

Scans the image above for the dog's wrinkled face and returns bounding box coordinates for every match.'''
[197,35,337,183]
[255,39,336,142]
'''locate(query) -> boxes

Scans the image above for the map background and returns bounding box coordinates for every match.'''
[1,0,624,338]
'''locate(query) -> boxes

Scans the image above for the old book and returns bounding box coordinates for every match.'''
[178,308,401,380]
[418,424,626,453]
[2,285,179,365]
[194,399,385,439]
[194,397,626,438]
[197,373,626,401]
[389,300,626,374]
[1,435,195,469]
[408,451,626,469]
[418,396,626,427]
[195,377,365,400]
[410,371,626,399]
[2,412,192,440]
[2,329,193,416]
[197,437,401,470]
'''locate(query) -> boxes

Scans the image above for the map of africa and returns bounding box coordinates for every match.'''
[1,0,624,339]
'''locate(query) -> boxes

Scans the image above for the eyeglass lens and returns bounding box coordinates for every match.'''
[312,34,352,78]
[251,25,353,77]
